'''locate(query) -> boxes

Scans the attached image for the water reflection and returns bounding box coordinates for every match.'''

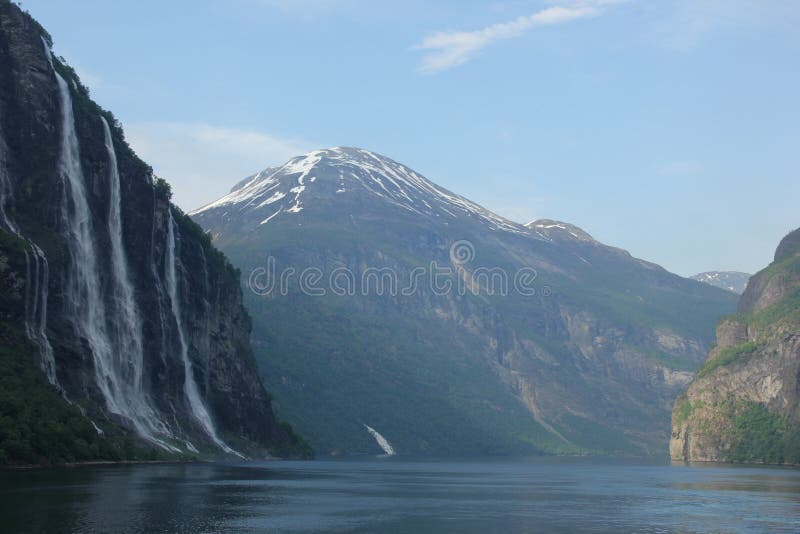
[1,459,799,533]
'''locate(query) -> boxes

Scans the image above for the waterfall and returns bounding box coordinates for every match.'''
[149,188,170,367]
[364,424,396,456]
[0,137,17,234]
[49,48,176,451]
[101,117,146,395]
[23,244,57,385]
[198,245,213,393]
[1,111,56,385]
[165,210,239,456]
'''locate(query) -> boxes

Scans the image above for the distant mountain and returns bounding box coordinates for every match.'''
[0,3,306,464]
[671,228,800,464]
[691,271,751,294]
[192,147,737,457]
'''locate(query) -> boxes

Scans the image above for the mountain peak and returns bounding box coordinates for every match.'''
[191,147,526,234]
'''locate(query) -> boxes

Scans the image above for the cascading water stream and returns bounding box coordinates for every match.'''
[364,424,396,456]
[198,246,214,393]
[101,117,146,396]
[1,108,57,385]
[48,43,176,451]
[55,66,121,413]
[165,210,240,456]
[23,244,57,384]
[0,138,17,234]
[149,188,170,367]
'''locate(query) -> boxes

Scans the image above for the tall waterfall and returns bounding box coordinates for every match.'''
[50,52,176,451]
[101,117,146,397]
[149,188,170,367]
[165,210,239,456]
[1,112,56,385]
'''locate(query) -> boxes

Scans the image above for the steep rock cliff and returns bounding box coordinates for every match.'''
[670,228,800,464]
[0,1,306,463]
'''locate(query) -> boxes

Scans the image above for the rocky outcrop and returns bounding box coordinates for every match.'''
[670,228,800,464]
[0,1,306,462]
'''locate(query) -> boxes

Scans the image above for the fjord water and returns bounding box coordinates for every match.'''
[2,459,799,533]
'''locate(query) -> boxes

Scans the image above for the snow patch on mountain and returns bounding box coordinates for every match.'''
[690,271,751,294]
[191,147,528,234]
[526,219,595,243]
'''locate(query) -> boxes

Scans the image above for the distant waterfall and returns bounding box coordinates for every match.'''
[1,112,56,385]
[364,424,396,456]
[50,52,176,451]
[165,210,239,456]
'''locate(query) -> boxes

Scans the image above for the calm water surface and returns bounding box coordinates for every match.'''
[1,458,799,533]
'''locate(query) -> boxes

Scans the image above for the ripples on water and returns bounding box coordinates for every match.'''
[1,458,799,533]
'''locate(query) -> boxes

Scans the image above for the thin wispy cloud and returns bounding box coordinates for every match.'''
[414,1,626,74]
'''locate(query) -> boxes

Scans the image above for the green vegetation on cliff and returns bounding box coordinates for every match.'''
[0,334,186,465]
[696,341,759,378]
[0,232,188,465]
[741,290,800,331]
[672,395,705,426]
[671,227,800,465]
[725,402,800,465]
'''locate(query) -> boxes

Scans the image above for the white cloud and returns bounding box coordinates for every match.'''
[125,122,312,212]
[414,1,626,74]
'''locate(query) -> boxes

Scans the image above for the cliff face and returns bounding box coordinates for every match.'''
[0,2,305,463]
[670,228,800,464]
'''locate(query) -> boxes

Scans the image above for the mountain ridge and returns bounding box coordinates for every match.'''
[192,146,528,236]
[193,145,738,457]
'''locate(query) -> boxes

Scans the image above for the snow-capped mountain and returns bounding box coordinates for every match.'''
[191,147,737,457]
[191,147,525,234]
[690,271,751,294]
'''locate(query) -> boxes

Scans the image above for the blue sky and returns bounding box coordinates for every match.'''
[21,0,800,276]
